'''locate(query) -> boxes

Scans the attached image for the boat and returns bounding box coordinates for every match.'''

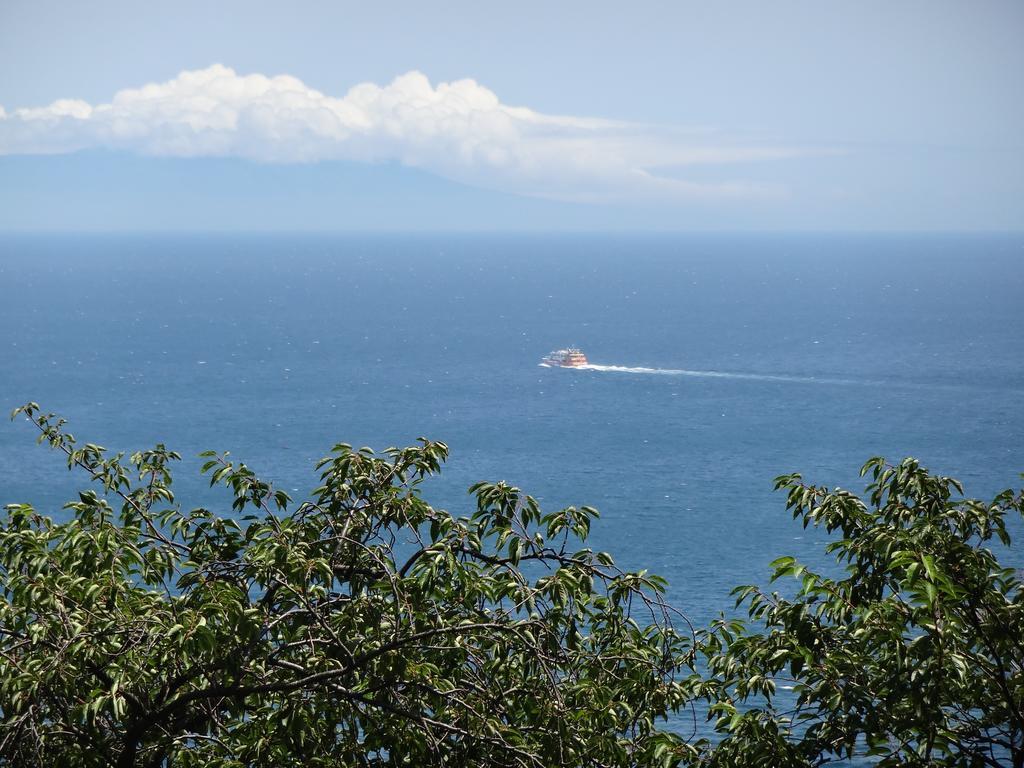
[540,348,589,368]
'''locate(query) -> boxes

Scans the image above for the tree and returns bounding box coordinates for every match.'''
[697,457,1024,768]
[4,404,1022,768]
[0,404,699,768]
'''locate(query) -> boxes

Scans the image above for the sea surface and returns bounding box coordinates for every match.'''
[1,232,1023,746]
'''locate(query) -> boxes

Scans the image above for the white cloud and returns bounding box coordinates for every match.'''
[0,65,820,203]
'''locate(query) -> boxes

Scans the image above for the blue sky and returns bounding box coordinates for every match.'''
[1,1,1022,230]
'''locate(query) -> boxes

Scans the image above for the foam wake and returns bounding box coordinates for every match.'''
[576,364,855,385]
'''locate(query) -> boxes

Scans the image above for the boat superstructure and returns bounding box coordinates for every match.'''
[540,348,589,368]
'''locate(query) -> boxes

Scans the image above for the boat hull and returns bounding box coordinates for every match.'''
[540,348,589,367]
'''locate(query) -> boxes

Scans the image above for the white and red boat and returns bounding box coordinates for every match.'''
[540,348,589,368]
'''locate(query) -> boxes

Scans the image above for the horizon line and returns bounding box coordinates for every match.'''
[1,229,1022,237]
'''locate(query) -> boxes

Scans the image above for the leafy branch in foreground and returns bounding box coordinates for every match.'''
[0,404,699,768]
[697,457,1024,768]
[3,403,1022,767]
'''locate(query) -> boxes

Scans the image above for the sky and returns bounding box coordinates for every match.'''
[1,1,1022,231]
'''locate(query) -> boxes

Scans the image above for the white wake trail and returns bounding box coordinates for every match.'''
[576,364,856,385]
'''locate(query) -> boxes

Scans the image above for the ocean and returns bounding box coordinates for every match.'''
[1,233,1022,746]
[2,232,1022,614]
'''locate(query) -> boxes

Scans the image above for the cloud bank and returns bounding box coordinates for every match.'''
[0,65,813,203]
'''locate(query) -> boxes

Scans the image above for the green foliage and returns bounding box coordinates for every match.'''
[3,403,1022,767]
[0,404,699,768]
[698,457,1024,768]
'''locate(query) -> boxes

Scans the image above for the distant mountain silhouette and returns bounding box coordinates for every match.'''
[0,151,638,231]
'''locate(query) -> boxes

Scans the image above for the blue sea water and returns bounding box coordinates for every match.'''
[2,232,1023,607]
[1,232,1022,748]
